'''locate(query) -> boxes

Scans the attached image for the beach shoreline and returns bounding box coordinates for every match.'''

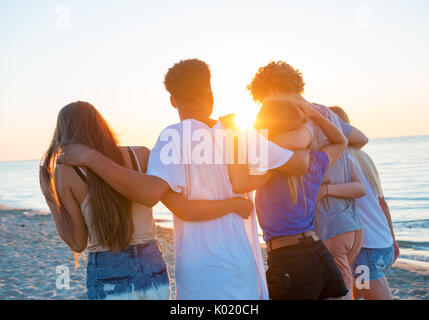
[1,208,427,300]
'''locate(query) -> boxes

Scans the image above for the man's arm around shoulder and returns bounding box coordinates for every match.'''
[61,145,169,207]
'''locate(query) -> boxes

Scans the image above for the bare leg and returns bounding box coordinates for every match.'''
[353,276,393,300]
[352,284,363,300]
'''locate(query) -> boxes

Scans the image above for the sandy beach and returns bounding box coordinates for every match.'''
[0,207,428,300]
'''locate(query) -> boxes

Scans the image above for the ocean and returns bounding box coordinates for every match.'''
[1,135,428,266]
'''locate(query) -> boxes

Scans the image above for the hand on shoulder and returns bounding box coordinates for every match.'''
[219,113,239,131]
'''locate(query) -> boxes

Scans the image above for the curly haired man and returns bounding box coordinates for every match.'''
[248,61,369,299]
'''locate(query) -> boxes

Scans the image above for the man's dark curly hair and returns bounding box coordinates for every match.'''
[164,59,211,105]
[247,61,305,104]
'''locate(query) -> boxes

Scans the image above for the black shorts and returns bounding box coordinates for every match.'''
[266,236,348,300]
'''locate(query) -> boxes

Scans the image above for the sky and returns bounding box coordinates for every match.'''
[1,0,428,162]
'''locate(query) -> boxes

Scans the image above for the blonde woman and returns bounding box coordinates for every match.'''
[221,99,366,299]
[328,106,399,300]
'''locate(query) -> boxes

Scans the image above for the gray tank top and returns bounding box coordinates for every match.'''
[305,104,363,240]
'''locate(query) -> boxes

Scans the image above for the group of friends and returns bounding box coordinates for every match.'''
[40,59,399,300]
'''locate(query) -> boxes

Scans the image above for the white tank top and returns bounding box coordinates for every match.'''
[78,147,156,252]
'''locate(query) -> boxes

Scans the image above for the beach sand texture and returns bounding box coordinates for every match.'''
[0,208,428,300]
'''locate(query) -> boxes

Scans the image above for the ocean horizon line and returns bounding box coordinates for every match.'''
[1,133,428,163]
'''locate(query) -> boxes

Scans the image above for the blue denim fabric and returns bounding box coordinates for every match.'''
[309,104,363,240]
[86,240,170,300]
[351,246,395,281]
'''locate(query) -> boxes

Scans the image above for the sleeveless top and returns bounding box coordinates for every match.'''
[304,103,362,240]
[77,147,156,252]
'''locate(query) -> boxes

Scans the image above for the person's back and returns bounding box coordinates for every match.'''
[255,151,326,241]
[308,104,363,240]
[249,99,350,300]
[146,59,307,299]
[246,61,369,297]
[72,146,169,299]
[40,101,170,300]
[330,106,397,300]
[147,119,264,299]
[75,147,156,252]
[348,152,392,249]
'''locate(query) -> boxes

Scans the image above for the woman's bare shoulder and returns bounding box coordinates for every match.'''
[54,164,79,190]
[133,146,150,154]
[130,146,150,172]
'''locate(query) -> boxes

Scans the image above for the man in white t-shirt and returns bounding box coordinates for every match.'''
[60,59,311,299]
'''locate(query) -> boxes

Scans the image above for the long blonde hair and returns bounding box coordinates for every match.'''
[348,148,384,197]
[255,98,307,206]
[40,101,133,252]
[329,106,384,197]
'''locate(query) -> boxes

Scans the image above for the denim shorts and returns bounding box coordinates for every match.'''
[266,237,348,300]
[86,240,170,300]
[351,245,394,281]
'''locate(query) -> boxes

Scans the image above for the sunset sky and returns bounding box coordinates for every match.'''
[1,0,428,162]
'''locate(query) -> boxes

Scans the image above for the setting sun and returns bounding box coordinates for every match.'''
[235,112,256,129]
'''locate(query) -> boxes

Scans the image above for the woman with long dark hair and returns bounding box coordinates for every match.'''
[40,101,253,300]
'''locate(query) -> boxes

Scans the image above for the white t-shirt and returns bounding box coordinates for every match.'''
[349,155,393,249]
[147,119,293,300]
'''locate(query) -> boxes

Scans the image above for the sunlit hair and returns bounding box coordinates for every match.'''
[247,61,305,104]
[329,106,350,124]
[40,101,133,252]
[164,58,211,105]
[255,98,307,206]
[349,148,384,197]
[329,106,384,197]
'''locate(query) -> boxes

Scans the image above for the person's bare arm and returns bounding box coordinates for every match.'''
[228,162,273,194]
[225,131,273,193]
[305,106,347,168]
[317,159,366,200]
[226,139,306,192]
[60,145,169,208]
[40,165,88,252]
[270,121,312,176]
[162,191,253,221]
[219,114,309,184]
[40,165,77,250]
[275,150,310,176]
[271,126,312,150]
[379,196,400,262]
[347,126,369,149]
[130,145,254,222]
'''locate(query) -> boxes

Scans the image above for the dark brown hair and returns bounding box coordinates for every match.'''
[164,58,211,105]
[40,101,132,252]
[247,61,305,104]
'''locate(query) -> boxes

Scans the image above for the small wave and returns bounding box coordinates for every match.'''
[397,240,429,250]
[386,196,429,202]
[393,219,429,231]
[0,204,50,216]
[394,218,429,224]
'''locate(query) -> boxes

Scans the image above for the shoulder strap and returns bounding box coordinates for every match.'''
[127,147,141,172]
[73,166,87,183]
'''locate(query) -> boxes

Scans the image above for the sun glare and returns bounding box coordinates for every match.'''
[235,112,256,129]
